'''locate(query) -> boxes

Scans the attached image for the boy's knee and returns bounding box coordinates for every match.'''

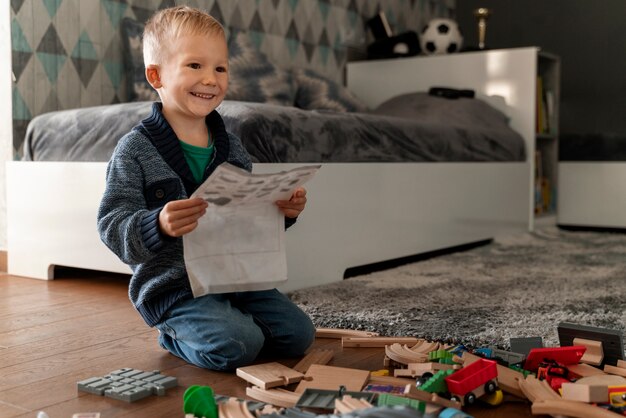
[198,332,265,371]
[275,315,316,357]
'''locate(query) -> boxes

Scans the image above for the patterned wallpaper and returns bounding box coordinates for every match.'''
[10,0,455,156]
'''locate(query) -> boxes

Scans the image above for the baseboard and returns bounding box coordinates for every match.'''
[0,250,7,272]
[343,239,493,279]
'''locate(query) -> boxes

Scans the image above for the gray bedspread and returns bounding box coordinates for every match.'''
[22,97,525,163]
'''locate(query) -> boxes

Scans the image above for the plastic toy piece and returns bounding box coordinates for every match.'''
[315,328,379,339]
[488,348,526,366]
[531,399,623,418]
[574,337,605,366]
[292,349,334,374]
[385,344,429,365]
[444,358,498,405]
[523,345,586,371]
[71,414,100,418]
[362,384,406,395]
[295,388,375,411]
[245,386,300,408]
[428,349,455,363]
[294,365,370,393]
[236,362,304,389]
[342,336,420,348]
[376,393,424,411]
[608,385,626,407]
[77,368,177,403]
[509,336,543,356]
[437,407,473,418]
[183,385,218,418]
[419,370,455,395]
[461,351,526,399]
[480,389,504,406]
[561,382,609,403]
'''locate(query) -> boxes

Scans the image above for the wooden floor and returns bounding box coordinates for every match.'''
[0,270,542,418]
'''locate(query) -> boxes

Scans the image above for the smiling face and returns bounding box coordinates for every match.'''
[147,32,229,126]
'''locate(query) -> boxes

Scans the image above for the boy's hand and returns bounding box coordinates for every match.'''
[276,187,307,218]
[159,198,208,237]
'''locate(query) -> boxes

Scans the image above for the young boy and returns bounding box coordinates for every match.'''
[97,6,315,371]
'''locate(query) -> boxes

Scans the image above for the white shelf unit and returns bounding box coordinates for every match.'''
[347,46,560,229]
[535,51,561,217]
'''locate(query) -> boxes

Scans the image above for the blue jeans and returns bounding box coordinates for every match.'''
[154,289,315,371]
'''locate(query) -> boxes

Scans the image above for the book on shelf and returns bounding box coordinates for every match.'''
[536,76,555,135]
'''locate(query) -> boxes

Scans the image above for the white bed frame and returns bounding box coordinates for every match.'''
[7,47,538,292]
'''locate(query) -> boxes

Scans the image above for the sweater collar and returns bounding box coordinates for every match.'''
[139,102,231,194]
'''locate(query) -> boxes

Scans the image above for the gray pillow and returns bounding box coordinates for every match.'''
[293,68,369,113]
[226,31,295,106]
[371,92,511,129]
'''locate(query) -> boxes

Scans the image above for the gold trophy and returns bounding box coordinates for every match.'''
[473,8,492,50]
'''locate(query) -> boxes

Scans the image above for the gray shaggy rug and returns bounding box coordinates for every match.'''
[288,226,626,349]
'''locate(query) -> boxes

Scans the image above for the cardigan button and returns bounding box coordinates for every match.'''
[155,189,165,199]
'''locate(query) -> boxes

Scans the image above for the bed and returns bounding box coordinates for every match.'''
[6,47,538,292]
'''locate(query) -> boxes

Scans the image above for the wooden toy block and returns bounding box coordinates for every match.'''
[385,343,429,365]
[367,374,415,387]
[575,374,626,387]
[574,337,604,366]
[292,349,334,374]
[295,364,370,393]
[342,336,419,348]
[409,340,440,354]
[561,382,609,403]
[568,362,608,378]
[245,386,300,408]
[394,362,458,378]
[604,364,626,377]
[517,375,561,403]
[532,399,622,418]
[236,362,304,390]
[334,395,374,414]
[218,397,255,418]
[315,328,379,339]
[404,384,461,409]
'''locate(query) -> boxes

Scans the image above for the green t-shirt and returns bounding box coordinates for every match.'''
[179,138,214,183]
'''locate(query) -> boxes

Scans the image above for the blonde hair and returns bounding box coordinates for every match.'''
[143,6,225,67]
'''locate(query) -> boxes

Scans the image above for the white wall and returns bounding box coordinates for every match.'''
[1,4,12,251]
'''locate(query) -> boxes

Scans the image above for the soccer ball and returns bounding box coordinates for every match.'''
[420,18,463,55]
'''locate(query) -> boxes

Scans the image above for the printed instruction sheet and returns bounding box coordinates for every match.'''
[183,163,320,296]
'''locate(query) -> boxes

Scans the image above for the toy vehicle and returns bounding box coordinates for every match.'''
[537,360,572,391]
[444,358,498,405]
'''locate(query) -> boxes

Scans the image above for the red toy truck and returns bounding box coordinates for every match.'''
[445,358,498,405]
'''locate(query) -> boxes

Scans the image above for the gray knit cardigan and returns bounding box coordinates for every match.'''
[97,103,259,326]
